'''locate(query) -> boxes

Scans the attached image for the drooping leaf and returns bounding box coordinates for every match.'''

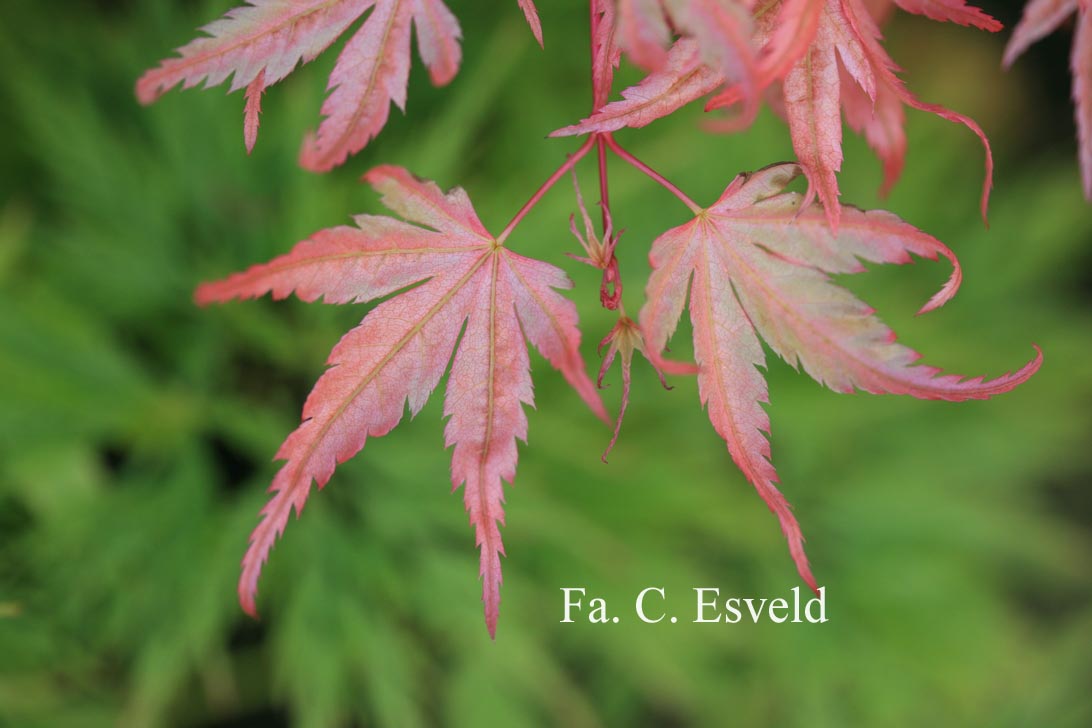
[781,9,844,223]
[196,166,608,636]
[639,163,1041,590]
[711,0,996,229]
[137,0,463,169]
[840,62,905,196]
[562,0,994,227]
[1004,0,1092,200]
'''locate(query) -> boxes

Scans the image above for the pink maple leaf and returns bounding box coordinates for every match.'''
[136,0,488,169]
[196,166,608,637]
[639,163,1041,590]
[711,0,998,229]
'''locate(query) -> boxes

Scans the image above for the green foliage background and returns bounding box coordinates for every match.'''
[1,1,1089,726]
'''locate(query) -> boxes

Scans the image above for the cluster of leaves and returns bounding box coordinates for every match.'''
[2,2,1092,724]
[136,0,543,167]
[136,0,1069,635]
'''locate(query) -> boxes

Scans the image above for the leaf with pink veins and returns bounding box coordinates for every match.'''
[137,0,463,167]
[756,0,826,84]
[842,0,995,220]
[558,0,824,138]
[577,0,993,213]
[782,13,843,228]
[136,0,374,102]
[703,0,825,111]
[197,166,607,636]
[413,0,463,85]
[703,0,996,223]
[299,0,415,172]
[639,163,1041,592]
[774,0,994,227]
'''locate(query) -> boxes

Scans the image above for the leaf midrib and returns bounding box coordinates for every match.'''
[315,0,405,167]
[287,249,491,489]
[167,0,349,77]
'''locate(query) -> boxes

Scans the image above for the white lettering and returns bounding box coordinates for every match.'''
[636,587,666,623]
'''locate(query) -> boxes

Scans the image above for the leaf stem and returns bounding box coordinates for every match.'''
[604,135,703,214]
[590,0,611,230]
[596,135,610,230]
[496,137,595,244]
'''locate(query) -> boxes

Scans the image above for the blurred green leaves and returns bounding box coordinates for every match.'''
[0,1,1089,726]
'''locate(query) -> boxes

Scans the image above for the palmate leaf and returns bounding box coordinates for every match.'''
[136,0,541,169]
[196,166,608,637]
[559,0,996,228]
[639,163,1041,589]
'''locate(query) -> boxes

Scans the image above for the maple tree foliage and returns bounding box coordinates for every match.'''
[1004,0,1092,200]
[638,163,1041,588]
[560,0,999,229]
[137,0,1057,635]
[136,0,540,169]
[196,166,607,636]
